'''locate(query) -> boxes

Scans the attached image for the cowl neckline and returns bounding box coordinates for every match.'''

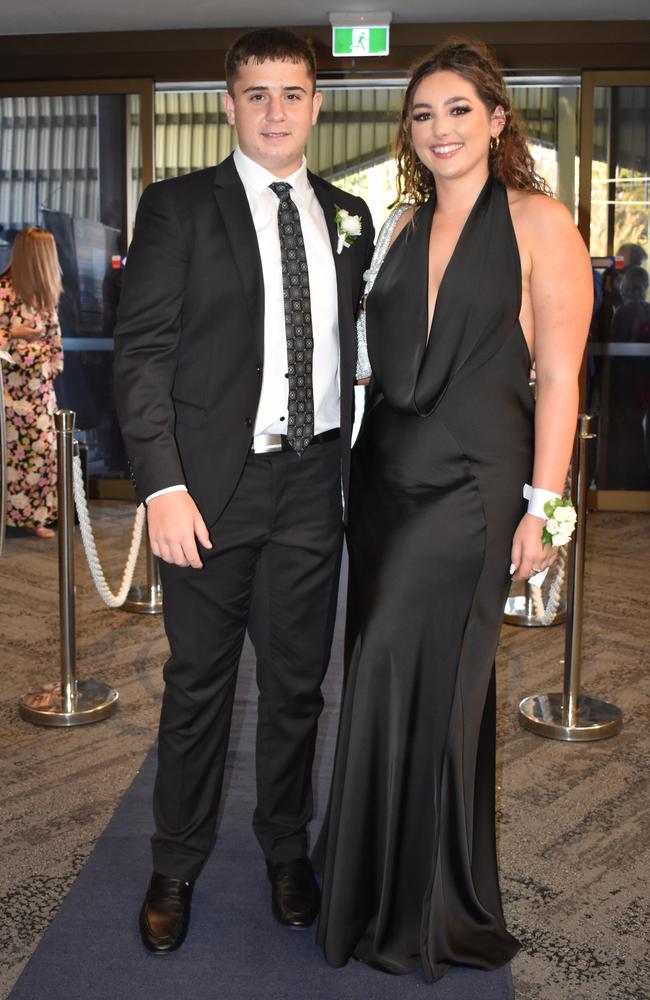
[366,175,521,417]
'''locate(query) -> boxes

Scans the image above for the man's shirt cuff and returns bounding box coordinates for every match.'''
[145,484,188,504]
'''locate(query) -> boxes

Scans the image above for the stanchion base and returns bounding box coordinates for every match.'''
[121,584,163,615]
[19,678,119,728]
[518,692,623,742]
[504,596,566,627]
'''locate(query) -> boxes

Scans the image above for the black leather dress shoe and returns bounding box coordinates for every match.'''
[139,872,194,953]
[267,857,321,929]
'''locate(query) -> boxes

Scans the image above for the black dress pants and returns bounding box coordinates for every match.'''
[152,439,344,882]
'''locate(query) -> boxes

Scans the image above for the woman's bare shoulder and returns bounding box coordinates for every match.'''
[508,188,591,301]
[507,188,576,237]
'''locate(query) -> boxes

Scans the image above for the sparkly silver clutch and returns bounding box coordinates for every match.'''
[355,204,412,381]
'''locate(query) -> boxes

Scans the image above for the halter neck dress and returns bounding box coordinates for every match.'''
[316,176,534,981]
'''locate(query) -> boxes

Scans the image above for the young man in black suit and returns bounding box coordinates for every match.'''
[113,28,373,952]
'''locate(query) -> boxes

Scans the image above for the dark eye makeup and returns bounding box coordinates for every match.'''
[411,104,473,123]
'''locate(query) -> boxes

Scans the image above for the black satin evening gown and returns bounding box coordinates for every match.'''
[316,177,534,982]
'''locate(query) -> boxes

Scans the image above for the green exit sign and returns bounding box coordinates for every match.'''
[332,25,390,57]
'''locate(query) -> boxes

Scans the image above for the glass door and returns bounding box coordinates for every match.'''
[579,71,650,511]
[0,78,154,497]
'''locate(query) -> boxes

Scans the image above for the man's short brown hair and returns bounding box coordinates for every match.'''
[225,28,317,95]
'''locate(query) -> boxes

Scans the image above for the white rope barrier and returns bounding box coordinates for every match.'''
[528,545,568,625]
[68,438,570,621]
[72,450,146,608]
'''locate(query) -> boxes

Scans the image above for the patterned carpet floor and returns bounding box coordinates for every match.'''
[0,503,648,1000]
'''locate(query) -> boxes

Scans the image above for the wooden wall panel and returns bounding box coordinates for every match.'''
[2,21,650,83]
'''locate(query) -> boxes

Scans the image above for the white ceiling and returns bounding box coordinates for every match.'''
[4,0,649,35]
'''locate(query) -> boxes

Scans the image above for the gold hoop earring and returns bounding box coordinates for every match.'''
[490,135,500,153]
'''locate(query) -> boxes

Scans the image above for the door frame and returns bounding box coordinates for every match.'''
[0,78,154,499]
[578,69,650,512]
[0,76,155,191]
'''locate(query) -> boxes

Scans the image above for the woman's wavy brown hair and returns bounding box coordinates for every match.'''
[393,37,552,205]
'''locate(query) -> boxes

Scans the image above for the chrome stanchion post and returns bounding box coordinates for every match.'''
[19,409,119,726]
[59,410,76,715]
[121,516,163,614]
[0,352,10,559]
[518,414,623,741]
[563,414,590,728]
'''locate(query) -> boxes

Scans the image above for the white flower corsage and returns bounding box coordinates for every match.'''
[542,497,577,548]
[335,208,362,254]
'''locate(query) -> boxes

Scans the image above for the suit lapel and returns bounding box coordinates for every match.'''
[308,172,353,350]
[213,154,265,361]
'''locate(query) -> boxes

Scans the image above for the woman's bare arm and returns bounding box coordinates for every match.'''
[510,194,593,580]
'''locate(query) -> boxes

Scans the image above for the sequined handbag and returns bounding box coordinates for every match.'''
[355,203,411,381]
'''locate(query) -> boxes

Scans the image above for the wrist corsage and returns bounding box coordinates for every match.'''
[523,484,576,547]
[541,497,577,548]
[335,207,362,254]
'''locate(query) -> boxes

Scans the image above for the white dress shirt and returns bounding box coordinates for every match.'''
[147,147,340,503]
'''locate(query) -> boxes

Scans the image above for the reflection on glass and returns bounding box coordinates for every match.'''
[508,85,580,217]
[0,92,143,481]
[588,86,650,492]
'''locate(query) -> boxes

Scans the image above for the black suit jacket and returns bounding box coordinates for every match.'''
[113,153,374,526]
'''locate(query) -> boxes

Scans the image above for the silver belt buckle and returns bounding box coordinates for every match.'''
[252,433,283,454]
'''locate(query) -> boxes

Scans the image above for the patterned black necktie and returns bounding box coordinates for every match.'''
[269,181,314,453]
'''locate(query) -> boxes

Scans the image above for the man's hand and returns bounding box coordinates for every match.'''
[146,492,212,568]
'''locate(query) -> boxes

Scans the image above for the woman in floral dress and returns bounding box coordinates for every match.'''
[0,227,63,538]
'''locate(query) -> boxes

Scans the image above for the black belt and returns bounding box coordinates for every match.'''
[250,428,340,454]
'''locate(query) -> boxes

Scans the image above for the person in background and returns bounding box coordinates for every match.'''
[611,265,650,342]
[608,264,650,487]
[0,227,63,539]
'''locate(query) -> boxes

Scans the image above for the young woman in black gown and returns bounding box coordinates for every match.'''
[316,39,593,982]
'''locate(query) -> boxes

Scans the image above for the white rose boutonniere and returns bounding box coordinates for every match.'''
[335,207,362,254]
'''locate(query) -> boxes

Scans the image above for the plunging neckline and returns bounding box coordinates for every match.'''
[364,174,523,419]
[425,176,492,345]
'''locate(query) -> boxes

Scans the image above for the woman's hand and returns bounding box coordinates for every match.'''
[9,319,44,341]
[510,513,556,582]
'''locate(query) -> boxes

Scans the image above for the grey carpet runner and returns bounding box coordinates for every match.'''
[9,588,514,1000]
